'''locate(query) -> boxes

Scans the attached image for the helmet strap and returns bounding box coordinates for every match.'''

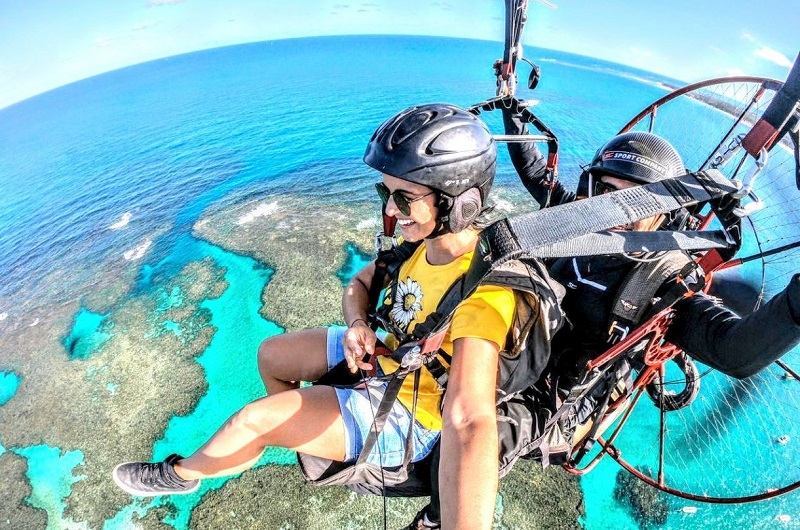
[429,194,453,238]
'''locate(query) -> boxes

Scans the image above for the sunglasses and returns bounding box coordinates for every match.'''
[375,182,435,216]
[593,179,623,197]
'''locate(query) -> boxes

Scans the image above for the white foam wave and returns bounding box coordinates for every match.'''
[356,218,380,230]
[237,202,279,225]
[124,239,152,261]
[109,212,133,230]
[0,313,7,321]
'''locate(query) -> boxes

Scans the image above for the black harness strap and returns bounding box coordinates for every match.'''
[357,370,421,467]
[608,251,693,342]
[368,240,422,329]
[742,52,800,156]
[784,113,800,190]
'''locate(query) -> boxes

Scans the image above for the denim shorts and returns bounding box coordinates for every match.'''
[326,326,440,467]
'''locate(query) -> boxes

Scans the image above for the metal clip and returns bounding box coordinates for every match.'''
[710,134,744,169]
[607,321,629,344]
[374,232,398,254]
[732,189,765,217]
[495,58,517,98]
[729,148,768,218]
[732,147,768,199]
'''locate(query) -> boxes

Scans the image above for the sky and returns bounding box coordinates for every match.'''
[0,0,796,109]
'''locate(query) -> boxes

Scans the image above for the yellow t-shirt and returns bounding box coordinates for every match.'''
[377,243,516,431]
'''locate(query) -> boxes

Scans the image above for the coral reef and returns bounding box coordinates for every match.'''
[495,461,583,529]
[613,468,669,528]
[191,464,426,529]
[0,258,227,528]
[194,195,377,331]
[0,451,48,529]
[191,460,583,529]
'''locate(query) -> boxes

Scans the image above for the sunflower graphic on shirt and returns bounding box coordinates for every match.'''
[390,276,423,332]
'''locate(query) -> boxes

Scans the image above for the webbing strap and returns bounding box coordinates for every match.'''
[526,229,732,258]
[368,240,422,333]
[507,169,738,252]
[356,369,420,465]
[407,169,739,350]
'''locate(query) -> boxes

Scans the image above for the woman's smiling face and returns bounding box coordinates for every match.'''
[381,174,439,242]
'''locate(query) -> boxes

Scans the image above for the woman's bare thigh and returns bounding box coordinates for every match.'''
[258,327,332,385]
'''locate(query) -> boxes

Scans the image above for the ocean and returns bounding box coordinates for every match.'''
[0,35,798,529]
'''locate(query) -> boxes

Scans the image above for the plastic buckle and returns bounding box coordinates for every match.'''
[607,321,629,344]
[400,345,423,372]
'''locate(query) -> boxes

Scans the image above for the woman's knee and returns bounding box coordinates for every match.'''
[257,336,279,372]
[233,400,274,436]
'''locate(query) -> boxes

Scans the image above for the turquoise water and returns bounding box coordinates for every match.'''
[0,35,798,528]
[62,308,111,360]
[0,371,21,405]
[337,242,374,286]
[15,445,86,530]
[144,236,289,529]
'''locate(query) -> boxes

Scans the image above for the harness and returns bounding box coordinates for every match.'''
[371,239,564,399]
[297,167,742,495]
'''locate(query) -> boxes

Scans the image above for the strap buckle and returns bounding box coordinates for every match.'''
[607,321,629,344]
[400,345,424,372]
[370,311,409,343]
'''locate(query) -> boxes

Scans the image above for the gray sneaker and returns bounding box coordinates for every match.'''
[112,454,200,496]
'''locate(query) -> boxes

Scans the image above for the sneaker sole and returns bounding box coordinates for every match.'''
[112,462,201,497]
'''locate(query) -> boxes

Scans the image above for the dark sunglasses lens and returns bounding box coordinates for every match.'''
[594,181,615,196]
[393,193,411,215]
[375,183,389,203]
[375,183,411,215]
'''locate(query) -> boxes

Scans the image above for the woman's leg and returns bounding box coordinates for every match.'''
[175,384,345,480]
[257,328,331,395]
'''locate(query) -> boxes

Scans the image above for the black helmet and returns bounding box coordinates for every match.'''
[364,103,497,206]
[587,131,684,186]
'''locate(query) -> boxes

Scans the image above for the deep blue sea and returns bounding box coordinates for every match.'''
[1,35,798,529]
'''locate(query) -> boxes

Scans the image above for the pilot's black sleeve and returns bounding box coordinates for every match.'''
[502,109,576,208]
[667,274,800,379]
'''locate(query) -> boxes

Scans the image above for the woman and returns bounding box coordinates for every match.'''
[113,104,515,530]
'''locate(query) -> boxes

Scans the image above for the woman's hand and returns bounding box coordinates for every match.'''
[341,320,377,373]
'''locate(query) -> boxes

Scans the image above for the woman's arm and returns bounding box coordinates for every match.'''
[340,261,378,372]
[342,260,376,328]
[439,336,500,530]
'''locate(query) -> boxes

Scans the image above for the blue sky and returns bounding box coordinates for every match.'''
[0,0,796,109]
